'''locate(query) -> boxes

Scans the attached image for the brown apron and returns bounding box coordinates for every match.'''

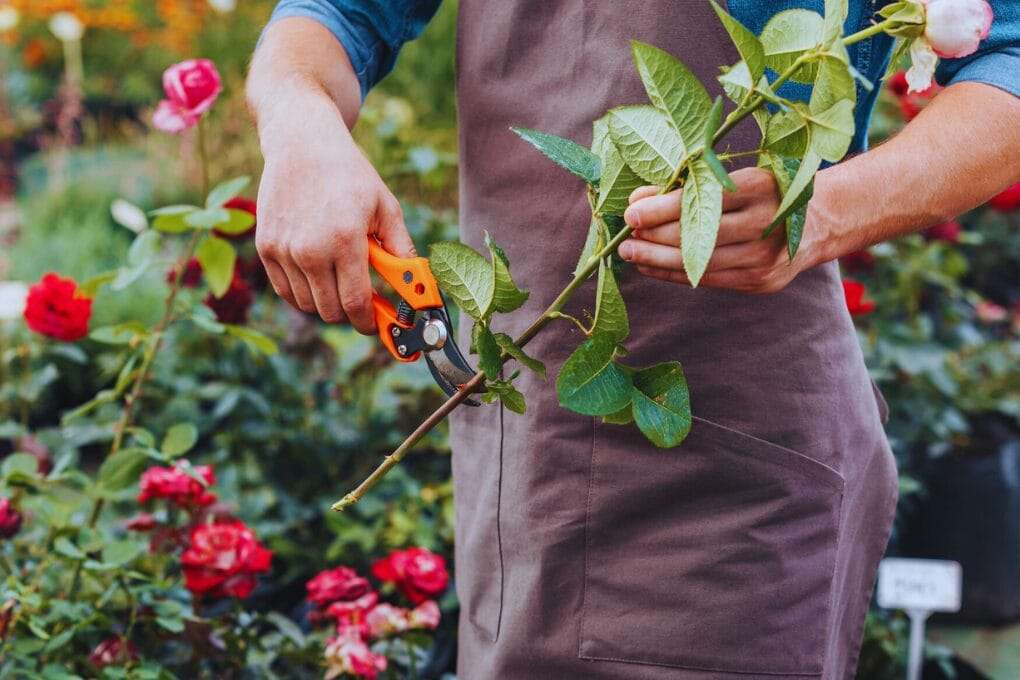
[448,2,899,678]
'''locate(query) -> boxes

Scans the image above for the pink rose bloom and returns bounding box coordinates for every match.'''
[152,59,222,133]
[371,547,449,605]
[365,603,410,638]
[922,0,993,58]
[324,628,388,680]
[407,600,441,630]
[88,636,138,668]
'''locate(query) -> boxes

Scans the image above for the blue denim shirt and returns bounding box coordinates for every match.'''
[269,0,1019,153]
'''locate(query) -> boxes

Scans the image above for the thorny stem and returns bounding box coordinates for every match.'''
[332,18,900,511]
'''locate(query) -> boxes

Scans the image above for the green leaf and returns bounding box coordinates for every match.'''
[602,404,634,425]
[101,539,144,567]
[196,235,236,298]
[592,258,629,343]
[511,127,600,185]
[760,10,824,83]
[630,41,712,148]
[787,199,809,260]
[127,230,161,266]
[89,322,148,345]
[225,325,279,355]
[592,118,644,216]
[486,380,527,414]
[701,96,736,192]
[266,612,306,647]
[485,232,529,313]
[811,43,856,112]
[79,271,117,297]
[807,99,855,162]
[764,109,809,157]
[472,323,502,380]
[185,207,231,230]
[493,333,546,378]
[3,453,40,485]
[206,176,251,209]
[428,242,494,321]
[630,362,692,448]
[97,447,149,492]
[718,60,754,103]
[680,159,725,288]
[766,150,821,236]
[823,0,849,44]
[556,335,633,416]
[54,537,86,560]
[574,218,604,277]
[709,1,765,82]
[150,205,198,233]
[607,105,685,186]
[162,423,198,458]
[215,209,256,235]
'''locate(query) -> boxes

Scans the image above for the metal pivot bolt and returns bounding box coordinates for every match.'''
[397,344,408,356]
[421,319,448,349]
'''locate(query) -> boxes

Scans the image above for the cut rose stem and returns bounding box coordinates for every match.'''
[331,21,888,511]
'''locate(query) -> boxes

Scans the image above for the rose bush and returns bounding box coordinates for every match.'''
[0,54,458,678]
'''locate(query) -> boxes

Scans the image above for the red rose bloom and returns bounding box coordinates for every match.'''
[23,273,92,341]
[988,182,1020,212]
[88,636,138,668]
[842,279,876,317]
[216,197,257,239]
[924,220,962,244]
[181,519,272,599]
[204,273,254,325]
[137,462,217,508]
[371,547,449,605]
[307,566,373,607]
[166,258,203,288]
[124,512,158,532]
[0,498,22,539]
[886,70,941,121]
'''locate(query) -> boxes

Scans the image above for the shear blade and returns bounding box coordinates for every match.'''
[421,312,480,406]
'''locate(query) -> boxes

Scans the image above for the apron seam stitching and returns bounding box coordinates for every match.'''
[576,415,598,658]
[491,403,506,643]
[576,653,824,677]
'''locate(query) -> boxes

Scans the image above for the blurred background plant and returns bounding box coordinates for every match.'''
[0,0,1017,678]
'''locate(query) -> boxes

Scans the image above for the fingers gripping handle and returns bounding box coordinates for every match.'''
[366,238,442,310]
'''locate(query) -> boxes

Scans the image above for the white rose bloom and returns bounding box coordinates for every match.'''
[208,0,237,13]
[110,199,149,234]
[906,38,940,93]
[923,0,993,58]
[0,7,20,32]
[48,11,85,42]
[0,282,29,321]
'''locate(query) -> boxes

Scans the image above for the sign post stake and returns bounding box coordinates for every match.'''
[906,608,930,680]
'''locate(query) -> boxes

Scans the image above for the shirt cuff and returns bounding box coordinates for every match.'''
[936,46,1020,99]
[268,3,378,100]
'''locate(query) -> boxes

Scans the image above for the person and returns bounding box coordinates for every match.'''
[247,2,1020,678]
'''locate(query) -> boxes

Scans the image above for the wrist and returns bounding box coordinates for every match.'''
[253,81,354,161]
[801,167,858,268]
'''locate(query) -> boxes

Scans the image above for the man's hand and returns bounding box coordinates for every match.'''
[255,112,415,333]
[618,167,814,293]
[248,17,416,334]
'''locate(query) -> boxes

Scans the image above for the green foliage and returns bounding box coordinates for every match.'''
[556,335,633,417]
[511,127,600,185]
[630,362,693,448]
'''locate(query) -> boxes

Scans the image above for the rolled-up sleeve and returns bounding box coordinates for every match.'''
[935,0,1020,98]
[268,0,443,99]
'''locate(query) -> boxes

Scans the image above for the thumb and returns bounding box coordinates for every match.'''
[375,192,417,258]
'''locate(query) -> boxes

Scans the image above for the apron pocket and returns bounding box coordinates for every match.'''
[579,416,845,676]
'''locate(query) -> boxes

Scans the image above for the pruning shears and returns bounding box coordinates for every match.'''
[367,237,480,406]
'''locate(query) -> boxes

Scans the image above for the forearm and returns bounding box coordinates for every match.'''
[808,81,1020,263]
[246,17,361,156]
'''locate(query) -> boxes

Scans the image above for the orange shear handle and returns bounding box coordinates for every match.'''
[366,238,443,310]
[367,238,443,363]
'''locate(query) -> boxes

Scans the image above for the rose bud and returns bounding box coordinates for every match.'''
[0,498,23,539]
[922,0,993,58]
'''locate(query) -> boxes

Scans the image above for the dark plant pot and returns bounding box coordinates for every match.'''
[900,440,1020,624]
